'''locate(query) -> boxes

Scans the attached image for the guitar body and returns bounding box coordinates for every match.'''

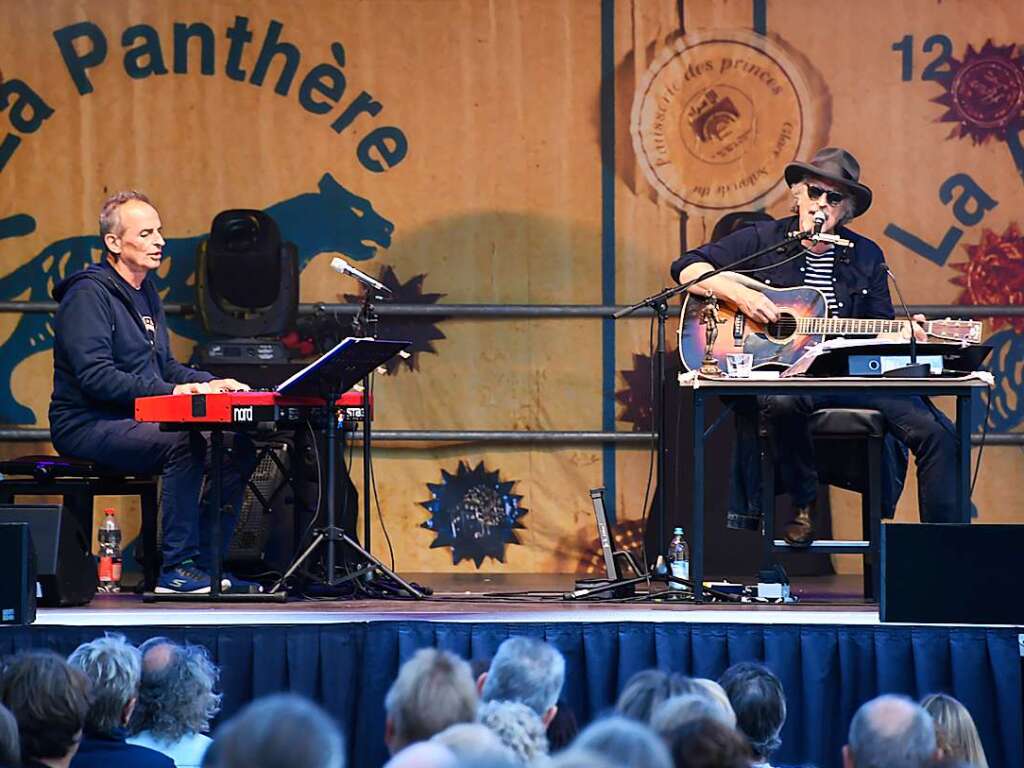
[679,285,829,371]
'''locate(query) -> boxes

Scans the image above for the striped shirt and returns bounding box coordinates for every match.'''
[803,248,838,314]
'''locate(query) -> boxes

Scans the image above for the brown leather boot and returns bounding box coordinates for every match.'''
[783,502,815,546]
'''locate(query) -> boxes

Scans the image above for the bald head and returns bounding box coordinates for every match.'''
[845,695,937,768]
[142,642,175,674]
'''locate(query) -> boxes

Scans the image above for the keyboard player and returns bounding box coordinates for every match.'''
[49,190,258,594]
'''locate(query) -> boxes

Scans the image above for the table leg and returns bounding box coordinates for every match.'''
[956,393,972,522]
[692,390,705,602]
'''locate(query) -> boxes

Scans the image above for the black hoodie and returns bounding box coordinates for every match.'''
[49,262,213,447]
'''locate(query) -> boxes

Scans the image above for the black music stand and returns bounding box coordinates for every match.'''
[271,337,423,598]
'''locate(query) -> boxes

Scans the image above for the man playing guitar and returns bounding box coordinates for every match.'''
[670,147,965,543]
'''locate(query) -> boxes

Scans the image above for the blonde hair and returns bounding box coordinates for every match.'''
[789,179,856,225]
[920,693,988,768]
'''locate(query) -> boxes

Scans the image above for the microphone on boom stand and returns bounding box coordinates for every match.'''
[883,265,931,378]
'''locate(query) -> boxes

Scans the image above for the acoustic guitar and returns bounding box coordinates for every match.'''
[678,285,983,372]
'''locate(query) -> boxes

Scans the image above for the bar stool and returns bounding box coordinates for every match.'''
[0,455,160,591]
[760,408,886,599]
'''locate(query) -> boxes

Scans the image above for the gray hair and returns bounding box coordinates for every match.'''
[431,723,515,764]
[206,693,343,768]
[481,637,566,716]
[68,633,142,735]
[789,179,857,226]
[385,648,478,751]
[0,702,19,767]
[476,699,549,765]
[548,748,617,768]
[650,694,733,741]
[574,716,672,768]
[848,694,937,768]
[99,189,154,244]
[132,638,222,741]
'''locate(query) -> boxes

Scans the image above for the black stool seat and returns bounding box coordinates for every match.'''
[0,454,160,591]
[808,409,886,437]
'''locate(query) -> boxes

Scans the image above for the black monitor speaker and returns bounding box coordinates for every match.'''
[0,523,36,624]
[0,505,97,607]
[197,209,299,338]
[881,523,1024,624]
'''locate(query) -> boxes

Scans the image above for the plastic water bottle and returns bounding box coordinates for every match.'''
[667,527,689,591]
[97,508,123,593]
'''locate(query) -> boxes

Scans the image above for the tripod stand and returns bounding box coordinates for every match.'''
[590,229,811,602]
[269,335,422,598]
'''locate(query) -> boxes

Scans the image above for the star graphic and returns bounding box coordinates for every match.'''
[420,461,527,567]
[931,40,1024,145]
[616,353,654,431]
[342,265,448,373]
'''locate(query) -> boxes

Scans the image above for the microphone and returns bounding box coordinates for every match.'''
[812,210,827,235]
[329,257,392,294]
[882,265,930,377]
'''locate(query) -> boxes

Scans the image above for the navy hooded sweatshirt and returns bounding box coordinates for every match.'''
[49,262,213,447]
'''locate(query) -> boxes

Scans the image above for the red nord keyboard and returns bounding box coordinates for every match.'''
[135,391,369,427]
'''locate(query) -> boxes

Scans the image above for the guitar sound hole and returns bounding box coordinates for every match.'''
[767,313,797,341]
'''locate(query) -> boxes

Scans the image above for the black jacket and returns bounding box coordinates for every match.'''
[49,262,212,444]
[670,215,896,320]
[70,729,175,768]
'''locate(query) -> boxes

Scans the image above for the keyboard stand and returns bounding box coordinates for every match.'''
[144,429,288,603]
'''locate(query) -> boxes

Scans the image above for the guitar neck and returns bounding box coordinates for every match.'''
[795,317,916,336]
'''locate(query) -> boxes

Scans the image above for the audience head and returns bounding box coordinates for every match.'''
[476,699,548,765]
[383,742,457,768]
[920,693,988,768]
[573,716,672,768]
[133,637,222,741]
[650,693,734,742]
[430,723,515,764]
[205,693,343,768]
[844,694,938,768]
[616,670,681,723]
[687,679,736,728]
[0,702,20,767]
[68,633,142,736]
[385,648,478,754]
[664,717,751,768]
[0,651,91,766]
[479,637,566,726]
[718,662,786,761]
[547,748,617,768]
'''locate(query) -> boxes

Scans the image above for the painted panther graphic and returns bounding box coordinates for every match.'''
[0,174,393,424]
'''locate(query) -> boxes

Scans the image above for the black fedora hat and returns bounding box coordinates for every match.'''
[784,147,872,217]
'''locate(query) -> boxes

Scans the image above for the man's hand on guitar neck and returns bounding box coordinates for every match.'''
[878,313,929,343]
[733,285,780,324]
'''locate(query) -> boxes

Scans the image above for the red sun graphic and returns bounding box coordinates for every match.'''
[932,40,1024,144]
[949,223,1024,332]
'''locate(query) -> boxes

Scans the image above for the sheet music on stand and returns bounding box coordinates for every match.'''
[276,337,410,396]
[781,338,992,378]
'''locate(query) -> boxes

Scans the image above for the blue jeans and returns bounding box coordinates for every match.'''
[730,393,961,524]
[54,420,257,570]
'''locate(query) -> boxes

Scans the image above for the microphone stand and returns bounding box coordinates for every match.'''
[352,291,379,554]
[883,267,931,378]
[608,228,811,593]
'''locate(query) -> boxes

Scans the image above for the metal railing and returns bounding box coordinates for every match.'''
[0,299,1021,446]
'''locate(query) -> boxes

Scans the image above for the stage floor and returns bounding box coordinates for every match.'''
[34,573,893,627]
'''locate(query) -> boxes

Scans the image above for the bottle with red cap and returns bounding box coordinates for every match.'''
[97,508,123,593]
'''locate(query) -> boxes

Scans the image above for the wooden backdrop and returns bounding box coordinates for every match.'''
[0,0,1020,575]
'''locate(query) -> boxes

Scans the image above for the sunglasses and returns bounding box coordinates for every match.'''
[806,184,846,206]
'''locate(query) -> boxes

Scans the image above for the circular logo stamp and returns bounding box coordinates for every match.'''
[631,29,827,212]
[934,41,1024,143]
